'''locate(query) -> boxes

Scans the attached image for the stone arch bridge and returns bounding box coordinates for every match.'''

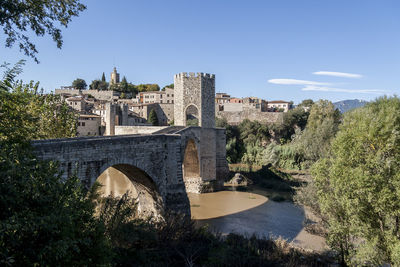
[32,127,229,215]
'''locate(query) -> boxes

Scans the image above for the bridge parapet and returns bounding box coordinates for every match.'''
[32,133,190,214]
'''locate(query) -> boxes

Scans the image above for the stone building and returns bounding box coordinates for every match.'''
[77,114,101,136]
[110,67,120,85]
[267,100,292,112]
[174,72,215,128]
[215,93,231,104]
[130,103,173,125]
[66,95,86,112]
[55,87,119,101]
[135,87,174,104]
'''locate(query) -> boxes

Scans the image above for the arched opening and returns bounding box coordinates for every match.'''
[185,105,199,126]
[183,139,201,193]
[96,164,163,218]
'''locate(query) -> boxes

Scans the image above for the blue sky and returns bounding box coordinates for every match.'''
[1,0,399,103]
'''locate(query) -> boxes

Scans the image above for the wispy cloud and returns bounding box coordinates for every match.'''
[313,71,362,79]
[302,85,386,94]
[268,79,330,86]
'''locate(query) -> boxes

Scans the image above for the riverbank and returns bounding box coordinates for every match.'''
[188,189,327,252]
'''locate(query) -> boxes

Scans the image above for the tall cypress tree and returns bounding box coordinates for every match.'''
[148,109,159,126]
[101,72,106,82]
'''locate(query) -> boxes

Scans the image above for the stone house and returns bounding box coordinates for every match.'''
[135,87,174,104]
[267,100,292,112]
[215,93,231,104]
[66,95,86,112]
[77,114,101,136]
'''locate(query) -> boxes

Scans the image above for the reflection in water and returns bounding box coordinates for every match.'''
[188,191,268,220]
[97,167,138,198]
[96,167,160,217]
[189,191,326,251]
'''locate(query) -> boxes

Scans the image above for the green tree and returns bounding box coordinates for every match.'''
[313,96,400,266]
[273,107,310,142]
[120,76,128,91]
[298,99,314,109]
[148,109,159,126]
[72,78,87,90]
[162,83,174,91]
[0,61,111,265]
[90,79,108,90]
[136,84,160,92]
[216,117,243,163]
[1,61,77,141]
[101,72,106,82]
[296,99,341,163]
[0,0,86,63]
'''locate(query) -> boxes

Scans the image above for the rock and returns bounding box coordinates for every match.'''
[227,173,248,186]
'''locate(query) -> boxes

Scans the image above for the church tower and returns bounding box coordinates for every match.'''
[110,67,120,85]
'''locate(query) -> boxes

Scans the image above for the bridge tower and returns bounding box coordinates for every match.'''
[174,72,215,128]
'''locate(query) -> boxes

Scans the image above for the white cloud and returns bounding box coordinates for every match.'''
[302,85,386,94]
[268,79,330,86]
[313,71,363,79]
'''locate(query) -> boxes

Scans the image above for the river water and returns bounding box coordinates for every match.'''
[188,190,326,252]
[97,168,326,251]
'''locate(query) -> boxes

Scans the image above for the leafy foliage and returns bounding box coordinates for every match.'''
[148,109,159,126]
[313,96,400,265]
[136,83,160,92]
[72,78,87,89]
[96,191,330,266]
[0,62,77,142]
[295,100,341,163]
[162,83,174,91]
[0,0,86,63]
[89,79,109,90]
[0,62,110,265]
[272,107,310,142]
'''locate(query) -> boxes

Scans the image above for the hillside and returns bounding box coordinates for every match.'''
[333,99,368,113]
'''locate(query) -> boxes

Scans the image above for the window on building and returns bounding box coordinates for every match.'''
[172,100,174,103]
[160,100,163,103]
[167,100,169,103]
[167,94,169,97]
[82,122,85,126]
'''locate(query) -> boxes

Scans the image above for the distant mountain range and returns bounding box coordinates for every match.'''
[333,99,368,113]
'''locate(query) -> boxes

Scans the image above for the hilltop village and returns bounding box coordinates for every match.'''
[55,67,292,136]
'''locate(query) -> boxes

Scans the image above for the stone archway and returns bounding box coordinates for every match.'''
[182,139,201,193]
[185,105,199,126]
[96,164,163,217]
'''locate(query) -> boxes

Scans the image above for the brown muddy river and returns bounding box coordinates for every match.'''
[97,168,326,251]
[188,190,326,251]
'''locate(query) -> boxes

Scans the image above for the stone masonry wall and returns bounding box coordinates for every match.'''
[216,110,284,125]
[175,127,228,193]
[31,134,190,214]
[115,126,168,135]
[174,72,215,128]
[55,89,118,101]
